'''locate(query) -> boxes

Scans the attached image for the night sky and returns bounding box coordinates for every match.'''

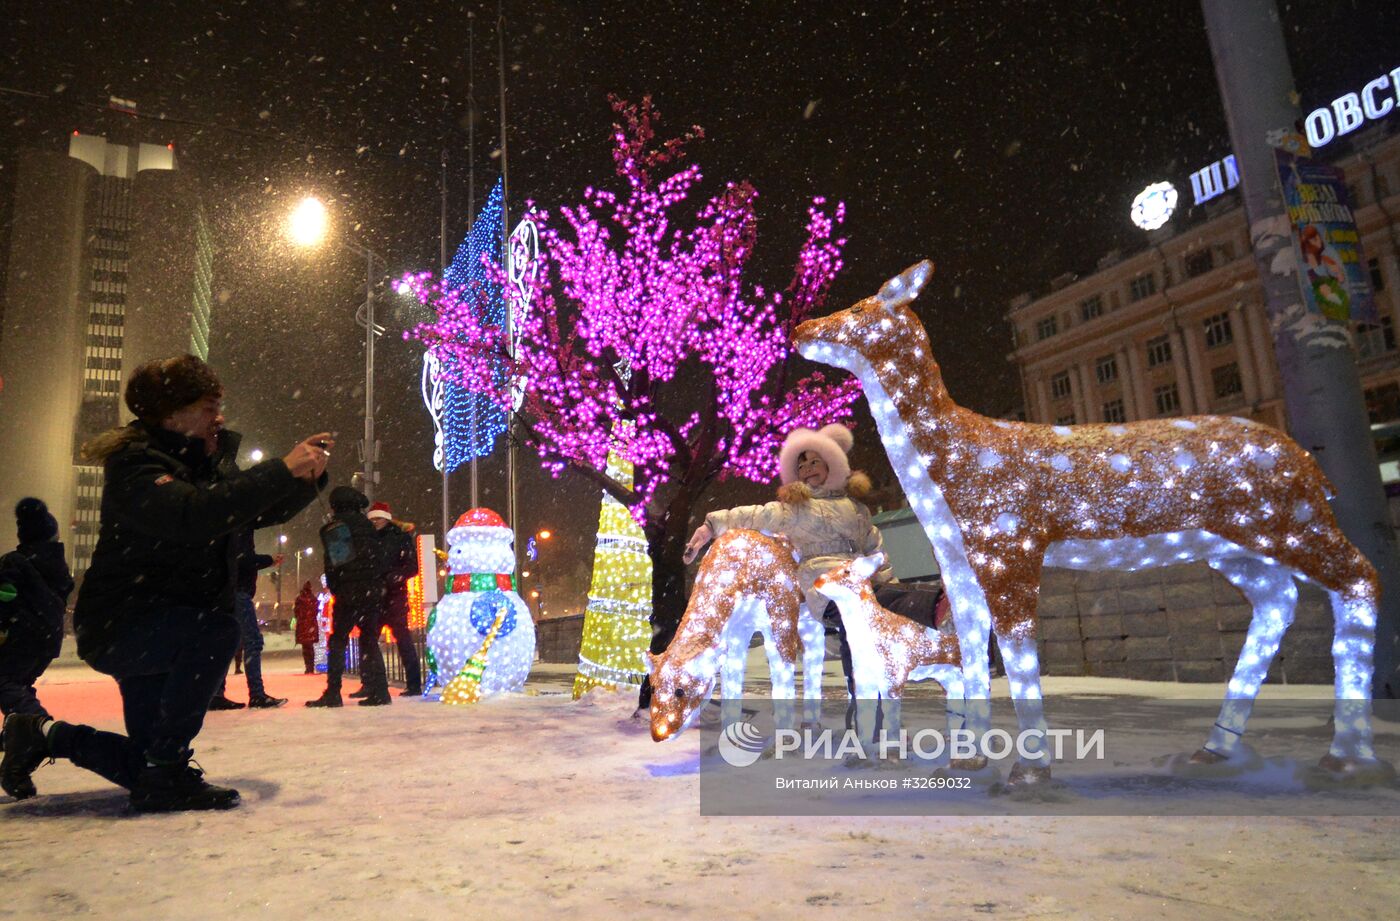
[2,0,1396,611]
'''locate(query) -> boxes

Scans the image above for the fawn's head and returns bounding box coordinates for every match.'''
[814,552,886,605]
[645,646,718,742]
[793,260,933,370]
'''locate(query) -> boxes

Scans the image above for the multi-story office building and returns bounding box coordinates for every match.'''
[0,132,213,578]
[1006,128,1400,446]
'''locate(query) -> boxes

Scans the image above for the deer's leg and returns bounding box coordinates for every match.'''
[1326,583,1379,764]
[719,603,752,729]
[1201,557,1298,758]
[761,602,799,732]
[797,603,826,726]
[990,576,1052,771]
[926,664,967,765]
[945,582,994,740]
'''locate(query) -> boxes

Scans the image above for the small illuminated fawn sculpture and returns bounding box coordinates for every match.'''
[647,530,826,742]
[814,553,966,758]
[794,260,1384,783]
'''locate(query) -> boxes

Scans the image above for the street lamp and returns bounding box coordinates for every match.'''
[296,546,314,588]
[287,195,385,502]
[277,533,288,613]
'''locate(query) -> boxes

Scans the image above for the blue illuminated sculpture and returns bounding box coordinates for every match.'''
[421,178,508,470]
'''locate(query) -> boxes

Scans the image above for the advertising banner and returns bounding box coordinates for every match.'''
[1275,147,1377,324]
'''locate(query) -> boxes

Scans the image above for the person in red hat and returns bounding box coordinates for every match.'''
[362,501,422,697]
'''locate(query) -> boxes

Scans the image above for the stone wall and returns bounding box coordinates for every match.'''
[1034,563,1335,684]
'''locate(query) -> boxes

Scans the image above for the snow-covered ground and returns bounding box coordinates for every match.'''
[3,642,1399,920]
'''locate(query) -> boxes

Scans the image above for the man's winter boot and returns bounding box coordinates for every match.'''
[358,693,392,707]
[247,694,288,709]
[208,695,245,711]
[129,758,240,813]
[400,687,423,697]
[348,686,370,699]
[305,690,342,708]
[0,714,51,800]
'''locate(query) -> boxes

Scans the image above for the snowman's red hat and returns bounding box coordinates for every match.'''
[453,508,507,530]
[448,507,513,545]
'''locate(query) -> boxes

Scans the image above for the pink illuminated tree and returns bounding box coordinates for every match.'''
[408,96,860,675]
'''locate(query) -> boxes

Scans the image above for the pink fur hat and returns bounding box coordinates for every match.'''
[778,424,853,489]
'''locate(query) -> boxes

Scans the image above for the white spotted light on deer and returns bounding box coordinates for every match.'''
[793,259,1387,786]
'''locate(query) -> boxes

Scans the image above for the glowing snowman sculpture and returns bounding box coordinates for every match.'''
[425,508,535,701]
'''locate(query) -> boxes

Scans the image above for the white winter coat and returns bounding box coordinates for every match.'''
[704,487,894,616]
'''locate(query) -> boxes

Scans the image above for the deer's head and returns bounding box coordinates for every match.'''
[813,552,886,606]
[793,260,934,370]
[645,644,719,742]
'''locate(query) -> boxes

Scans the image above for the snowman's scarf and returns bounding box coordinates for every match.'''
[446,572,518,594]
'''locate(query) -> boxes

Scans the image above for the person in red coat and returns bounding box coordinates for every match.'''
[293,582,319,674]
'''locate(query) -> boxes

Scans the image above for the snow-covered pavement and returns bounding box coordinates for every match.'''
[2,649,1398,920]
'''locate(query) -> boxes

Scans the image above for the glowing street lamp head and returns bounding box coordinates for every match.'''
[537,529,553,540]
[249,449,264,463]
[278,534,288,545]
[304,547,314,557]
[1130,181,1178,231]
[289,196,329,247]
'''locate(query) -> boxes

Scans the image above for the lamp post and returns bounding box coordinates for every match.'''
[296,546,314,590]
[288,196,384,502]
[277,533,288,617]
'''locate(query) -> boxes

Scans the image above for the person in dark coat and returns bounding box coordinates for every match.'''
[307,486,390,708]
[293,581,320,673]
[364,501,422,697]
[209,528,285,709]
[0,499,76,799]
[0,502,73,704]
[0,355,331,811]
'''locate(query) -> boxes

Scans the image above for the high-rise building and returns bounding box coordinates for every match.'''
[0,131,213,578]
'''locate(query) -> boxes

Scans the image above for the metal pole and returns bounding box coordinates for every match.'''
[498,0,517,558]
[441,147,451,537]
[468,17,480,511]
[364,247,376,503]
[1202,0,1400,698]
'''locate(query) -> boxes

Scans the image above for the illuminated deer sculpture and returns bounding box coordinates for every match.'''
[814,552,967,755]
[647,530,826,742]
[794,260,1384,784]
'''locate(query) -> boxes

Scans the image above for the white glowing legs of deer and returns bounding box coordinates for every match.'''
[711,597,826,730]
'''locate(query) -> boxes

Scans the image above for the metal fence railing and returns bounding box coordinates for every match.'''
[343,628,426,688]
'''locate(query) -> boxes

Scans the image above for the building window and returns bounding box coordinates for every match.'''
[1050,372,1072,400]
[1079,295,1103,322]
[87,311,125,326]
[1055,413,1077,426]
[1094,354,1118,384]
[1365,382,1400,424]
[1370,258,1386,292]
[1211,363,1243,400]
[91,291,126,306]
[1154,383,1181,416]
[1203,312,1234,348]
[1184,249,1214,278]
[1146,334,1173,368]
[87,333,123,349]
[1356,315,1397,360]
[1036,316,1059,341]
[1102,399,1126,423]
[1129,273,1157,302]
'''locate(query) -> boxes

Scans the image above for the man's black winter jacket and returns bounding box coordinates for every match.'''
[73,423,324,661]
